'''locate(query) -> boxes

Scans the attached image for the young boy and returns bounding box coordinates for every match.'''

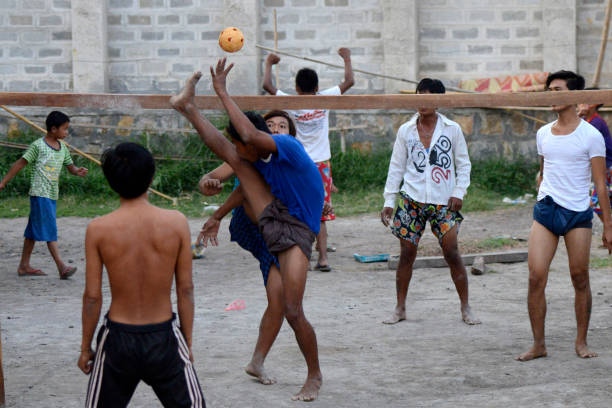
[517,71,612,362]
[196,110,295,385]
[0,111,87,279]
[577,89,612,223]
[381,78,479,326]
[263,48,354,272]
[171,59,324,401]
[78,142,205,407]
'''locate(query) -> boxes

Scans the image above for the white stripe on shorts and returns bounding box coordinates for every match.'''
[172,320,203,408]
[85,323,110,408]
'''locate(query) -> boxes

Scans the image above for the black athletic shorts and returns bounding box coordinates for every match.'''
[85,313,205,408]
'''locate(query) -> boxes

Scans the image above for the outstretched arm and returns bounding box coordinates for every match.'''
[78,223,103,374]
[0,158,28,191]
[170,72,242,169]
[262,54,280,95]
[211,58,277,154]
[197,186,245,247]
[198,162,235,196]
[175,214,195,360]
[66,164,88,177]
[337,48,354,94]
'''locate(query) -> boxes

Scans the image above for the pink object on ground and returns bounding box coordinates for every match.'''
[225,299,246,311]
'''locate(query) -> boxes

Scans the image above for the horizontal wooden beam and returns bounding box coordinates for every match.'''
[0,90,611,110]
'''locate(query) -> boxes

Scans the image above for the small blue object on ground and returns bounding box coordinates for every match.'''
[353,253,390,263]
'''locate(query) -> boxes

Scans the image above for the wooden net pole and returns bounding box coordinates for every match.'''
[273,9,280,88]
[592,0,612,87]
[0,105,178,206]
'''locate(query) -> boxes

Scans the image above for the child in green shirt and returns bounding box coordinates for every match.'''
[0,111,88,278]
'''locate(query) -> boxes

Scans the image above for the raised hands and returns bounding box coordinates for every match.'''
[266,53,281,65]
[210,57,234,96]
[338,47,351,60]
[197,216,221,247]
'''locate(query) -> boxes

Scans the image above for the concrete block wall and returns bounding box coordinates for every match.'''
[577,0,609,86]
[258,0,385,95]
[106,0,229,94]
[0,0,73,92]
[418,0,545,87]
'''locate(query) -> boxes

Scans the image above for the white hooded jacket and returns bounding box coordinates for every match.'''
[383,113,471,208]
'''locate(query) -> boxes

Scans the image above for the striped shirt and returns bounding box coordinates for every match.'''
[22,138,73,200]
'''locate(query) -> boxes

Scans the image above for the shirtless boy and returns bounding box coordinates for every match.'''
[78,143,205,407]
[516,71,612,361]
[171,60,324,401]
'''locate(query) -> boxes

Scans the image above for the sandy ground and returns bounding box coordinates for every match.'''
[1,204,612,407]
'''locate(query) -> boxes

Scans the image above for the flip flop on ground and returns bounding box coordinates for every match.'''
[314,263,332,272]
[59,265,77,280]
[18,268,47,276]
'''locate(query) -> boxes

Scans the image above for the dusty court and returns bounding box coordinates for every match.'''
[1,204,612,407]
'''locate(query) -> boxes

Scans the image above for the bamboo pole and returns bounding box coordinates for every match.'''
[256,44,470,93]
[0,105,178,206]
[593,0,612,87]
[273,9,279,88]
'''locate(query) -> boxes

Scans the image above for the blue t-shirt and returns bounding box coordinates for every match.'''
[254,134,324,234]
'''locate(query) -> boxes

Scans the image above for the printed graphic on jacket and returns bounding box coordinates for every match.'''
[429,135,451,184]
[410,135,452,184]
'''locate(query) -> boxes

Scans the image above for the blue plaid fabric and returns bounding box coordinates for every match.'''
[229,205,279,286]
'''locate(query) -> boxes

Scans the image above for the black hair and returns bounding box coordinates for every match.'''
[101,142,155,199]
[545,70,585,90]
[295,68,318,93]
[226,111,270,143]
[45,110,70,132]
[585,87,603,110]
[416,78,446,94]
[263,110,296,137]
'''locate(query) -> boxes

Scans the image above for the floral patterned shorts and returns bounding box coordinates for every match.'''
[317,160,335,222]
[391,192,463,246]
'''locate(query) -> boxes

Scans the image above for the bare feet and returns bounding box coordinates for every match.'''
[291,375,322,402]
[461,305,481,325]
[170,71,202,114]
[245,361,276,385]
[576,343,598,359]
[17,266,46,276]
[516,345,547,361]
[59,265,77,280]
[382,308,406,325]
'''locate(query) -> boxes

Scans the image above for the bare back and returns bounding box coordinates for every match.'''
[86,200,191,325]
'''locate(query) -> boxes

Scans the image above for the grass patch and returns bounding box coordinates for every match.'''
[1,130,539,218]
[590,256,612,269]
[474,237,523,251]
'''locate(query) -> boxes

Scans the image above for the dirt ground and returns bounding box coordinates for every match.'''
[2,204,612,407]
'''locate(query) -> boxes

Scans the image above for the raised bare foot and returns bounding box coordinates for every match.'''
[382,308,406,325]
[170,72,202,114]
[461,305,481,325]
[516,345,547,362]
[17,266,46,276]
[576,343,598,359]
[245,361,276,385]
[291,375,322,402]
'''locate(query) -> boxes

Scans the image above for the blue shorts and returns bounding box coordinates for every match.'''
[533,195,592,236]
[24,196,57,242]
[229,205,279,286]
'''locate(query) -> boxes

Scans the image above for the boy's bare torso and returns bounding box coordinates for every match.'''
[88,201,186,325]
